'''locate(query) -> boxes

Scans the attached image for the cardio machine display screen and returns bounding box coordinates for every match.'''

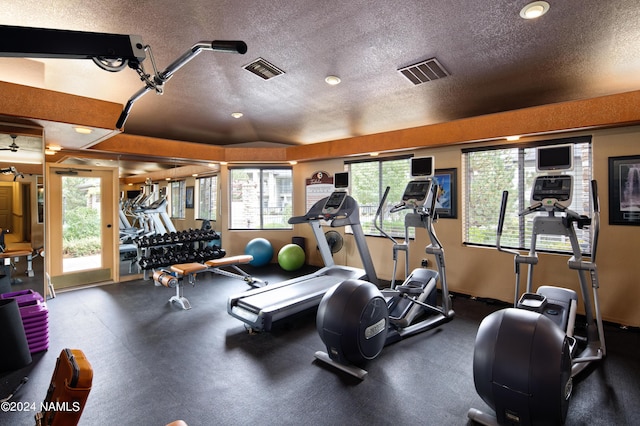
[531,175,572,203]
[402,181,431,203]
[323,191,347,212]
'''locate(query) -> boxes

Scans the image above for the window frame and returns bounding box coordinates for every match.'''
[196,175,218,221]
[228,166,293,230]
[462,135,593,255]
[169,180,186,219]
[346,155,413,238]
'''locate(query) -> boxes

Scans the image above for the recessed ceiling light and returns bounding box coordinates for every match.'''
[506,136,520,141]
[231,112,244,119]
[369,152,379,157]
[74,126,93,134]
[325,75,341,85]
[520,1,550,19]
[289,161,298,165]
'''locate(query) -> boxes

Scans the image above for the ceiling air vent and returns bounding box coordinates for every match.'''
[398,58,449,85]
[243,58,285,80]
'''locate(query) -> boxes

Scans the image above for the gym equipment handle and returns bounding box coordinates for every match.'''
[497,191,508,237]
[117,39,247,129]
[210,40,248,54]
[591,180,599,214]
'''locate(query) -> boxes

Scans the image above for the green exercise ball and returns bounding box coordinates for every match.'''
[278,244,305,271]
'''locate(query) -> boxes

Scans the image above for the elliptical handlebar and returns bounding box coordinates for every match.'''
[389,202,406,213]
[428,182,439,220]
[496,191,508,247]
[590,179,600,262]
[496,191,520,257]
[373,186,398,244]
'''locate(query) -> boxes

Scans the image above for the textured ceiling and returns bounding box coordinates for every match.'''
[1,1,640,148]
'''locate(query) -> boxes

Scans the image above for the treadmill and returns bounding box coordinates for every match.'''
[227,173,378,332]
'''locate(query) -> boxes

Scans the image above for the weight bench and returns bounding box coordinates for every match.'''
[153,255,267,310]
[205,254,266,288]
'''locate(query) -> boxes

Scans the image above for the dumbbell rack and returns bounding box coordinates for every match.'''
[134,229,225,280]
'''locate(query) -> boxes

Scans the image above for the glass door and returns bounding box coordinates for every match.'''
[46,164,118,289]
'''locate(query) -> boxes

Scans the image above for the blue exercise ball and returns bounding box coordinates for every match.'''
[245,238,273,267]
[278,244,305,271]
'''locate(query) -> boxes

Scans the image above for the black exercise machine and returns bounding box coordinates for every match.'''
[314,157,455,379]
[468,144,606,425]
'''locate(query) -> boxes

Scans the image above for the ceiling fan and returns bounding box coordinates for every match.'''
[0,135,19,152]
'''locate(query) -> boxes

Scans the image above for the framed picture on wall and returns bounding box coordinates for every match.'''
[186,186,194,209]
[434,168,457,219]
[609,155,640,225]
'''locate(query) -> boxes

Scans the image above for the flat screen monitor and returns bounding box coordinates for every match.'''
[334,172,349,189]
[411,156,434,177]
[537,144,573,172]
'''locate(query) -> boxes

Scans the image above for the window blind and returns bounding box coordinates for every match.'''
[463,137,593,254]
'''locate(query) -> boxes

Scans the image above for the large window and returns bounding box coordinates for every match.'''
[170,180,186,219]
[463,136,593,254]
[348,156,412,237]
[229,168,292,229]
[197,175,218,221]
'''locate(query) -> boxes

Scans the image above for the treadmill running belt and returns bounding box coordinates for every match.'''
[236,274,346,313]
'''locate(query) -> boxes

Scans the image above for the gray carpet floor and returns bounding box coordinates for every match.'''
[1,262,639,425]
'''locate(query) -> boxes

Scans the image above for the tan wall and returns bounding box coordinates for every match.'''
[117,126,640,327]
[222,127,640,327]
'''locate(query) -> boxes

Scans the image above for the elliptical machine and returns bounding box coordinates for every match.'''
[314,156,455,379]
[468,145,606,425]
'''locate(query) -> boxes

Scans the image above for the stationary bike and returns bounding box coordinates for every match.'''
[468,146,606,425]
[314,156,455,379]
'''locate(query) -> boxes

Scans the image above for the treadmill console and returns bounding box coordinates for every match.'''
[322,191,348,215]
[531,175,573,209]
[401,179,433,210]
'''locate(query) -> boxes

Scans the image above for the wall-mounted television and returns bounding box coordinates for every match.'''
[411,156,435,178]
[334,172,349,189]
[537,144,573,172]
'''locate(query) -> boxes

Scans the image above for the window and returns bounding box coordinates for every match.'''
[463,136,593,254]
[348,156,412,237]
[197,175,218,221]
[170,180,186,219]
[229,168,292,229]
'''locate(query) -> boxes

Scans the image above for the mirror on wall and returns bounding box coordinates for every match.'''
[45,151,218,282]
[0,123,45,299]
